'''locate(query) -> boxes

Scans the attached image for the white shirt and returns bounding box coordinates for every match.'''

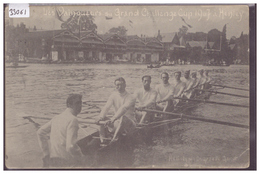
[182,77,195,91]
[172,80,186,97]
[205,75,212,83]
[192,77,200,88]
[155,83,174,101]
[37,108,82,160]
[134,88,157,107]
[99,91,136,122]
[198,76,207,85]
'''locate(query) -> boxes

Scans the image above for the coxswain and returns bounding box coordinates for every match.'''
[134,75,157,124]
[155,72,175,112]
[96,77,136,143]
[182,70,195,99]
[37,94,84,167]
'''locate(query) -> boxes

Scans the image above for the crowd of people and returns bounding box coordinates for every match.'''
[36,69,212,167]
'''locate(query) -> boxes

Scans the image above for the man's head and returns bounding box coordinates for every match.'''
[114,77,126,93]
[184,70,190,79]
[161,72,169,84]
[191,71,197,78]
[174,71,181,80]
[67,94,82,116]
[142,75,151,90]
[198,69,204,75]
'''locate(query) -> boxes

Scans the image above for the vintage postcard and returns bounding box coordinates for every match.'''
[4,4,254,169]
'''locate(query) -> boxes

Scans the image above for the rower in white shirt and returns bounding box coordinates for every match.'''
[134,75,157,123]
[155,72,175,112]
[172,71,186,105]
[190,71,200,98]
[204,70,213,89]
[96,77,136,143]
[197,69,207,90]
[182,70,195,99]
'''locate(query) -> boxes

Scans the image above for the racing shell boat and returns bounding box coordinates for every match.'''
[76,89,213,165]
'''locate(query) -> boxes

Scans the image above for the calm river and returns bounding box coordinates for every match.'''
[5,63,250,169]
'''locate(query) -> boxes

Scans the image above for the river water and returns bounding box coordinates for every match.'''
[5,63,250,169]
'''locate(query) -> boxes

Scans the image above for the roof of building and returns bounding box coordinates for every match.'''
[160,32,178,43]
[126,35,140,40]
[144,37,161,43]
[187,41,207,48]
[98,33,115,41]
[20,29,66,40]
[20,30,162,48]
[169,44,185,50]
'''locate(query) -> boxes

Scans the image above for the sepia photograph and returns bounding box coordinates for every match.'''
[4,4,254,169]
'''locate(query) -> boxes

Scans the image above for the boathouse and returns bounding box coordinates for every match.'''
[19,29,163,63]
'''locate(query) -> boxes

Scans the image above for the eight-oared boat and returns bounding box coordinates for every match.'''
[76,88,213,163]
[20,81,248,167]
[75,80,251,167]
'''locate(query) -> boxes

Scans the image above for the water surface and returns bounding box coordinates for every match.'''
[5,63,250,169]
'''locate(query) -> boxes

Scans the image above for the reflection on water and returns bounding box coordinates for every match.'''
[5,63,250,168]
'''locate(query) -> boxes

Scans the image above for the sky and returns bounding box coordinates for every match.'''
[6,5,249,39]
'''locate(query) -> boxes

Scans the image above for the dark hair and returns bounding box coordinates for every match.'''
[114,77,126,85]
[174,71,181,75]
[142,75,151,81]
[66,94,82,108]
[199,69,204,74]
[191,73,197,77]
[161,72,169,78]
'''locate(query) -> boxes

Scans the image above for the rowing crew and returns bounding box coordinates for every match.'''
[95,69,212,143]
[37,69,212,167]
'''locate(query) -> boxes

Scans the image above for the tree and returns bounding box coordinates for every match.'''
[108,26,127,36]
[208,29,221,50]
[5,22,29,58]
[220,24,231,64]
[236,32,249,64]
[56,9,97,33]
[229,36,237,45]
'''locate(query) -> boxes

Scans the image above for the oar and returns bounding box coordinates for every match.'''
[23,116,107,127]
[83,101,106,104]
[173,97,249,108]
[211,84,249,91]
[23,116,51,120]
[23,116,41,128]
[136,108,249,129]
[78,119,106,125]
[195,89,249,98]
